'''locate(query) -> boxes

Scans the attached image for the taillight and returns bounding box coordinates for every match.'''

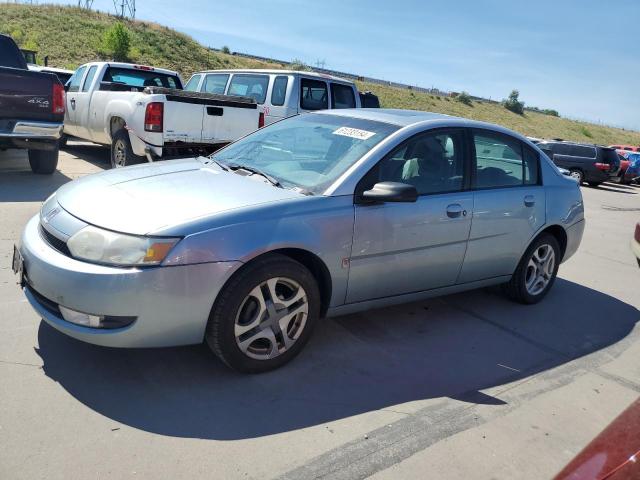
[635,223,640,243]
[52,82,65,114]
[594,162,610,171]
[144,102,163,132]
[258,111,265,128]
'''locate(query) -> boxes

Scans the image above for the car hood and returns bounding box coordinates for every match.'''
[55,158,304,235]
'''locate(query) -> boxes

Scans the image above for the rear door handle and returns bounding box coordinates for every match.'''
[70,98,76,109]
[446,203,467,218]
[524,195,535,207]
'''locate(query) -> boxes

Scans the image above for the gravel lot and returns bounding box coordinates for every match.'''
[1,143,638,480]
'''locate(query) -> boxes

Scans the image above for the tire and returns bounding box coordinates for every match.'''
[28,148,59,174]
[503,233,561,305]
[588,181,602,187]
[110,129,145,168]
[568,169,583,184]
[205,254,321,373]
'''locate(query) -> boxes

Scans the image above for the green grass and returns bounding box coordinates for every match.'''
[2,3,639,146]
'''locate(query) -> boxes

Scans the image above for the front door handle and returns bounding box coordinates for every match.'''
[524,195,535,207]
[446,203,467,218]
[70,98,76,110]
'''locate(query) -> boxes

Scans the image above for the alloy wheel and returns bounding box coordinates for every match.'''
[525,244,556,296]
[234,277,308,360]
[113,139,127,167]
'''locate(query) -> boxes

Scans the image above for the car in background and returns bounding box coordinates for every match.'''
[184,69,364,125]
[15,109,584,372]
[610,146,640,184]
[28,65,74,86]
[554,398,640,479]
[0,34,64,174]
[537,140,620,186]
[623,152,640,184]
[609,144,640,152]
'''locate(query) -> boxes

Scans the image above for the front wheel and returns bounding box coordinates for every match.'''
[503,234,560,304]
[28,148,59,174]
[205,254,320,373]
[110,129,145,168]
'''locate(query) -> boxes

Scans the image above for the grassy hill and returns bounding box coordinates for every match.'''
[2,3,638,146]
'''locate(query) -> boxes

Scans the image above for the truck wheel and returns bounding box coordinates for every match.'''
[28,148,59,174]
[111,129,144,168]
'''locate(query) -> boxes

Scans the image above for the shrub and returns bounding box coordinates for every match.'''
[289,58,310,71]
[101,22,131,61]
[503,89,524,115]
[456,91,472,105]
[542,109,559,117]
[221,45,230,54]
[580,126,593,138]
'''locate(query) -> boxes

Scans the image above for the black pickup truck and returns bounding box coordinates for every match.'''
[0,34,64,174]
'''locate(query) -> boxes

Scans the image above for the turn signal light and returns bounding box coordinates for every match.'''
[52,82,65,114]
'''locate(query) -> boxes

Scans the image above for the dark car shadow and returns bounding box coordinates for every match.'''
[0,150,72,203]
[35,278,638,440]
[62,141,110,169]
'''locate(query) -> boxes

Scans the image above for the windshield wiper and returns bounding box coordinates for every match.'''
[228,163,282,188]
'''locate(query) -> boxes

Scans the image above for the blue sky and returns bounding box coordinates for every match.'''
[54,0,639,130]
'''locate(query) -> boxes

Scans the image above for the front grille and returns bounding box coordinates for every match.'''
[39,224,72,257]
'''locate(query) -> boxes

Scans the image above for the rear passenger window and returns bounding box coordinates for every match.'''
[81,65,97,92]
[300,78,328,110]
[203,74,229,95]
[271,76,288,106]
[331,83,355,109]
[227,74,269,103]
[569,145,596,158]
[473,131,535,188]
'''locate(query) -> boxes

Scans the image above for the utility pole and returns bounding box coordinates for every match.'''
[315,59,326,69]
[78,1,94,8]
[112,0,136,18]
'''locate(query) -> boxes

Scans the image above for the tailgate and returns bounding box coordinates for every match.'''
[0,67,60,122]
[144,87,258,144]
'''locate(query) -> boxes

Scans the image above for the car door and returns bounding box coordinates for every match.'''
[457,129,546,283]
[64,65,87,137]
[73,64,98,140]
[346,128,473,303]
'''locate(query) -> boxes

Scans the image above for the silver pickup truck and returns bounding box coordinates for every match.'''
[63,62,262,167]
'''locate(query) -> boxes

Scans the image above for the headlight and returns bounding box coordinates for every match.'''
[67,226,180,266]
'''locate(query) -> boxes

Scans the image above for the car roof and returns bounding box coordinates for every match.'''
[540,139,614,150]
[313,108,453,126]
[195,69,354,84]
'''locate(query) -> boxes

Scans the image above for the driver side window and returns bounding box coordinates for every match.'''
[368,130,467,195]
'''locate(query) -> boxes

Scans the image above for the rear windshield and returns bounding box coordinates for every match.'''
[600,148,620,165]
[102,67,182,89]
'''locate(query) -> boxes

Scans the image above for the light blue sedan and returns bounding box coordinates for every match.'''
[14,109,585,372]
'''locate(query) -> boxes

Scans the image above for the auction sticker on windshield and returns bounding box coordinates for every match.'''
[333,127,376,140]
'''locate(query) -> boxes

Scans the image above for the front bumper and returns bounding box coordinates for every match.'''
[19,215,240,347]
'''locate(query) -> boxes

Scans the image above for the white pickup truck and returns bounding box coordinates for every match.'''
[63,62,261,167]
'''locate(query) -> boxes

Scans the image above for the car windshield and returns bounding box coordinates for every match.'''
[211,114,399,194]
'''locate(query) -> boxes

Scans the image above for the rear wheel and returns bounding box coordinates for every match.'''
[205,254,320,373]
[503,233,560,304]
[569,169,583,184]
[110,129,145,168]
[28,148,59,174]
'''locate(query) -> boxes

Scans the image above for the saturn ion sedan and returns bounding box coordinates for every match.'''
[14,109,585,372]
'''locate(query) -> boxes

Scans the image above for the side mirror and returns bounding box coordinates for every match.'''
[360,182,418,203]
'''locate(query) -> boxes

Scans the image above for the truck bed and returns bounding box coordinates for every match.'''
[142,86,257,110]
